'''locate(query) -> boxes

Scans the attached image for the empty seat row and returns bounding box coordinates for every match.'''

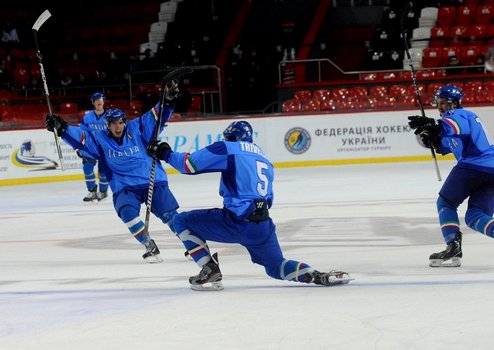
[429,24,494,47]
[281,80,494,113]
[422,45,488,67]
[436,4,494,26]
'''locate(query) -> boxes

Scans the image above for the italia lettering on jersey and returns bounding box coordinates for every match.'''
[61,103,173,193]
[108,145,140,158]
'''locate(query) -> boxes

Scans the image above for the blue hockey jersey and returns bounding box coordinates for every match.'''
[439,108,494,173]
[80,109,109,131]
[168,140,274,219]
[61,103,173,194]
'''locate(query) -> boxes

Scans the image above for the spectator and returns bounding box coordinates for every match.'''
[1,21,20,46]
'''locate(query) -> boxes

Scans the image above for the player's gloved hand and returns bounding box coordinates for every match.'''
[45,114,67,136]
[407,115,436,131]
[147,140,172,162]
[416,128,442,151]
[163,80,180,106]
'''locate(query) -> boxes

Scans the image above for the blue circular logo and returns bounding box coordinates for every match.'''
[284,127,311,154]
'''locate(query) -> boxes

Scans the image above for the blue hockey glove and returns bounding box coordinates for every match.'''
[45,114,67,136]
[147,140,172,162]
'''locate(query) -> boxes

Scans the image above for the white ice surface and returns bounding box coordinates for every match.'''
[1,160,494,350]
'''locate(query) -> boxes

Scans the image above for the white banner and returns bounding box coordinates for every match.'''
[4,106,493,185]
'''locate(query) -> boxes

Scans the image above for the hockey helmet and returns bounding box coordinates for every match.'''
[223,121,253,142]
[91,92,106,104]
[105,108,127,128]
[433,85,463,107]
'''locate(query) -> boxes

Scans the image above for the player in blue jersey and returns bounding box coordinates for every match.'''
[45,82,181,263]
[408,85,494,267]
[78,92,110,202]
[147,120,352,291]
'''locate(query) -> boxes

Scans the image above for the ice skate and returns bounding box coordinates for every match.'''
[97,191,108,201]
[312,270,353,286]
[83,188,97,203]
[142,239,162,263]
[429,232,462,267]
[189,252,224,291]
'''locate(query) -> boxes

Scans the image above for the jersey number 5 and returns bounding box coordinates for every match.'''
[256,161,269,196]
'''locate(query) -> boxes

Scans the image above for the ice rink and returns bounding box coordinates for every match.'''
[2,160,494,350]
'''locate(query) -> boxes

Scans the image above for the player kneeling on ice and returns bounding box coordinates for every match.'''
[147,120,352,291]
[45,81,182,263]
[408,85,494,267]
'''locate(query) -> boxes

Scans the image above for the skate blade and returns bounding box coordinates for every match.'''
[144,254,163,264]
[191,281,224,291]
[429,257,461,267]
[325,277,354,286]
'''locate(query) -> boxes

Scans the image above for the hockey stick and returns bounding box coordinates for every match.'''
[33,9,65,171]
[401,2,441,181]
[144,66,193,232]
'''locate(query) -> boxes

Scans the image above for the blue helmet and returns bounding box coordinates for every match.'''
[223,121,253,142]
[105,108,127,128]
[433,85,463,106]
[91,92,106,104]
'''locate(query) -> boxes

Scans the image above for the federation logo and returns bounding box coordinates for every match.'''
[284,127,311,154]
[11,140,58,170]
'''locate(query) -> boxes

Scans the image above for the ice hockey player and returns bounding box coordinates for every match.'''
[147,120,352,290]
[78,92,109,202]
[45,82,181,263]
[408,85,494,267]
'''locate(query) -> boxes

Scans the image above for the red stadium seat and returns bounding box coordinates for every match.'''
[369,85,388,97]
[348,86,368,98]
[301,99,321,112]
[430,26,450,48]
[389,84,408,97]
[396,95,417,108]
[476,4,494,25]
[422,47,443,68]
[293,90,312,100]
[59,102,78,114]
[282,99,301,113]
[460,45,481,65]
[377,71,400,80]
[416,70,436,79]
[436,6,456,27]
[319,98,337,111]
[376,96,396,109]
[312,89,331,101]
[187,95,202,114]
[468,24,487,45]
[483,80,494,92]
[450,25,470,46]
[456,5,477,25]
[331,87,350,99]
[442,46,462,66]
[463,80,484,93]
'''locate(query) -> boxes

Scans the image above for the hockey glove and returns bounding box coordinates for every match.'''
[147,140,172,162]
[416,127,442,152]
[163,80,180,106]
[407,115,436,131]
[45,114,68,136]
